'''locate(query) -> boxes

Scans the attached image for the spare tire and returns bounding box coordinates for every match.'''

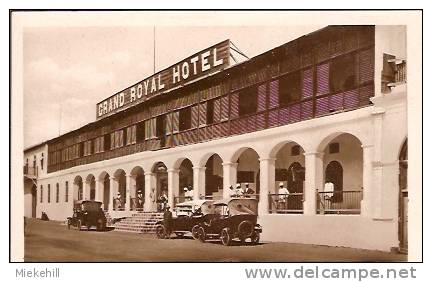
[238,220,254,238]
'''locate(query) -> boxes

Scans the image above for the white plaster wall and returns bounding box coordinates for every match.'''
[23,182,33,218]
[259,214,398,251]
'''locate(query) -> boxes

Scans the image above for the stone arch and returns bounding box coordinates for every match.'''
[130,166,145,210]
[234,147,260,195]
[113,169,126,210]
[85,174,96,200]
[73,175,83,202]
[204,153,224,198]
[316,131,364,153]
[98,171,110,210]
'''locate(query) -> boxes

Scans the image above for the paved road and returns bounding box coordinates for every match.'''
[24,219,406,262]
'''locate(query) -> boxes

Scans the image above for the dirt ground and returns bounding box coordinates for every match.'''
[24,218,407,262]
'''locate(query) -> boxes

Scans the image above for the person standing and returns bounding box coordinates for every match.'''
[163,205,173,239]
[278,182,289,211]
[235,183,243,198]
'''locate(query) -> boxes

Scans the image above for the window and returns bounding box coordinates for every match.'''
[156,115,166,138]
[126,125,137,145]
[136,121,146,142]
[56,183,59,203]
[330,53,357,93]
[47,184,51,203]
[65,181,69,202]
[104,134,111,151]
[83,140,92,156]
[40,153,44,170]
[291,145,301,156]
[279,71,301,105]
[40,185,43,203]
[145,118,157,139]
[329,142,340,154]
[179,107,192,131]
[238,86,258,117]
[206,100,215,124]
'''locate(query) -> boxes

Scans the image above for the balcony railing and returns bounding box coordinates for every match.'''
[269,193,304,214]
[316,190,362,214]
[23,166,38,178]
[174,196,194,205]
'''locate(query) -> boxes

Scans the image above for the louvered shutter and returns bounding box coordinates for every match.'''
[131,125,136,144]
[172,111,179,133]
[199,102,207,127]
[191,105,199,128]
[317,63,329,95]
[213,98,221,123]
[230,93,239,119]
[165,113,172,136]
[269,80,279,109]
[302,68,313,99]
[110,132,115,149]
[220,95,229,121]
[257,83,267,112]
[359,48,374,83]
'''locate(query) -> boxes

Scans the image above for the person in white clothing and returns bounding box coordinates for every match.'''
[235,183,243,197]
[278,182,289,211]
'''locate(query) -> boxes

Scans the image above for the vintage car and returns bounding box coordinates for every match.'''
[193,198,262,246]
[67,200,107,231]
[155,200,215,239]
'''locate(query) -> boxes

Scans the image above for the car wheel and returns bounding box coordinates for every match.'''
[197,227,206,243]
[238,220,254,238]
[96,219,105,231]
[156,225,166,239]
[77,220,82,231]
[191,225,200,240]
[250,230,260,245]
[220,228,232,246]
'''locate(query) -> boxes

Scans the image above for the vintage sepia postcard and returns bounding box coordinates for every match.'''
[10,10,422,264]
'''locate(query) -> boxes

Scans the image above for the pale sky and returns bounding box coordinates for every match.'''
[23,14,323,148]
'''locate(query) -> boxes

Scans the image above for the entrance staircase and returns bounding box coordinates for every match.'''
[106,212,164,234]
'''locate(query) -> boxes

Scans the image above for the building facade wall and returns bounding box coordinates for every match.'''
[27,25,408,252]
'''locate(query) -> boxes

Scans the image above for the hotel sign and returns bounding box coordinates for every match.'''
[96,39,230,119]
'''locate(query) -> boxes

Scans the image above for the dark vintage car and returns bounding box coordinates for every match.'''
[193,198,262,246]
[67,200,107,231]
[155,200,215,239]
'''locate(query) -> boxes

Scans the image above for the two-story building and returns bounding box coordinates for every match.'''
[25,25,408,252]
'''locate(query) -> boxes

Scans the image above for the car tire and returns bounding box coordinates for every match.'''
[220,228,232,246]
[96,220,105,231]
[77,220,82,231]
[250,230,260,245]
[191,225,200,240]
[156,225,166,239]
[238,220,254,238]
[197,227,206,243]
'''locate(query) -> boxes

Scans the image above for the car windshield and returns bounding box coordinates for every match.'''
[82,202,102,212]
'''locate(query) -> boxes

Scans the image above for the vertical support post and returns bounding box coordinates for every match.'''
[361,144,374,216]
[258,158,276,216]
[108,177,115,211]
[167,169,180,209]
[125,174,132,211]
[303,151,324,215]
[193,166,206,200]
[222,162,238,198]
[144,172,155,212]
[95,179,102,202]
